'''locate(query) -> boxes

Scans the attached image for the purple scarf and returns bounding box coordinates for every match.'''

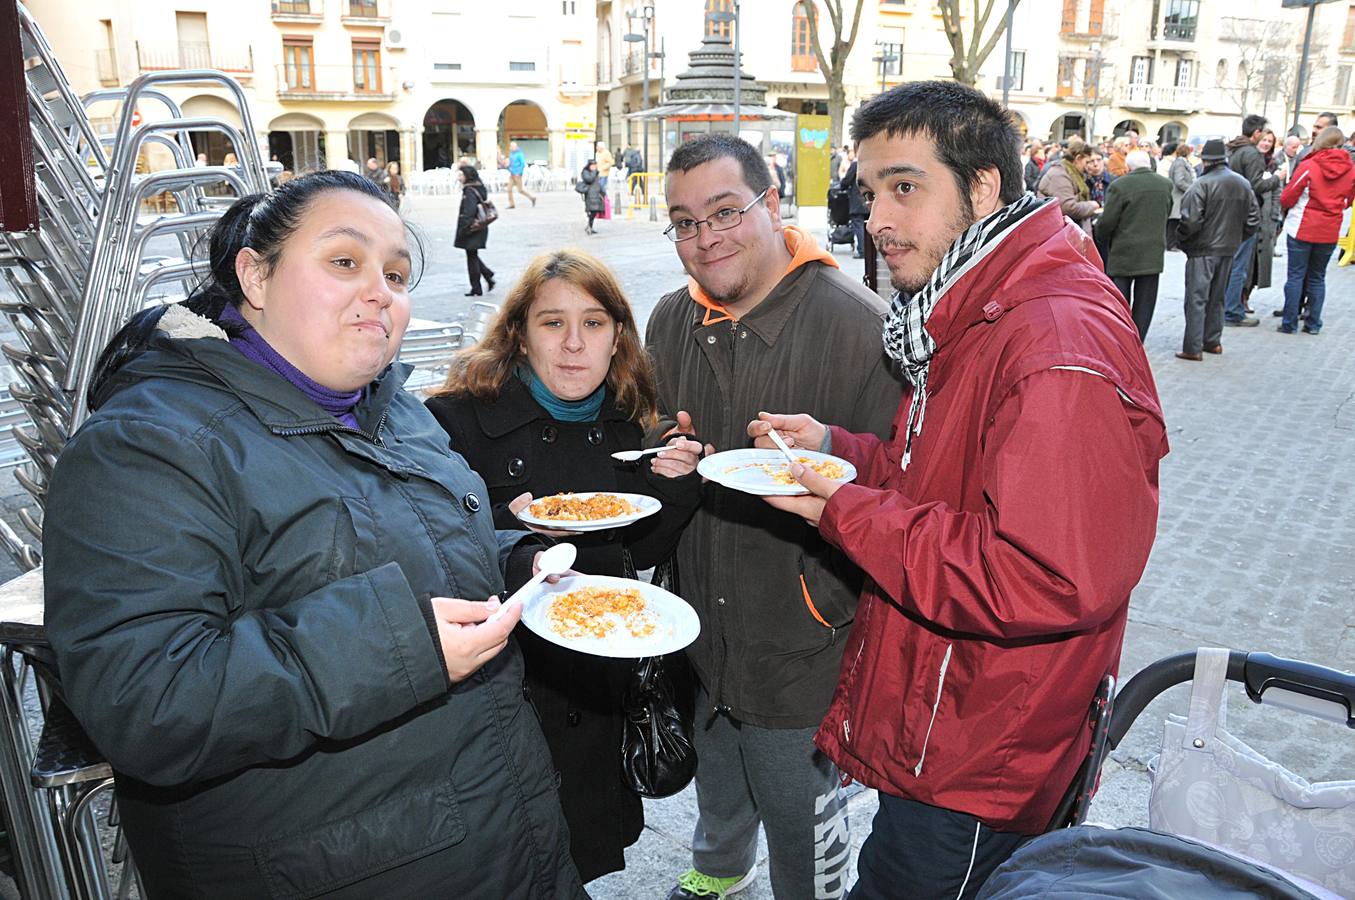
[219,304,362,430]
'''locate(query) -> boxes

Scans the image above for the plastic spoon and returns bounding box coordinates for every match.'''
[610,446,668,462]
[485,541,577,625]
[766,427,800,467]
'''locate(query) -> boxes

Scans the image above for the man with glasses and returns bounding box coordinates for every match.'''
[645,134,902,900]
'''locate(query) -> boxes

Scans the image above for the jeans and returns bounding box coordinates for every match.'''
[1223,232,1257,321]
[1281,236,1336,332]
[1111,273,1160,342]
[851,216,866,257]
[848,793,1030,900]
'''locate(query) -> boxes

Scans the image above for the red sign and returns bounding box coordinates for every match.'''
[130,110,142,127]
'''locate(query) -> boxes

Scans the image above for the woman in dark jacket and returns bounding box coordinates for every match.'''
[577,160,605,234]
[42,172,584,898]
[456,163,496,295]
[426,249,704,882]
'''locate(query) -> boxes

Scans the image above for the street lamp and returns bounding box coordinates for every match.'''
[623,4,654,170]
[871,45,898,95]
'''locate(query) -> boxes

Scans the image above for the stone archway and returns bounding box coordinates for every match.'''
[1158,121,1188,147]
[1050,113,1086,142]
[348,111,401,170]
[267,111,325,172]
[422,99,476,170]
[1112,119,1147,139]
[181,94,245,165]
[498,99,549,166]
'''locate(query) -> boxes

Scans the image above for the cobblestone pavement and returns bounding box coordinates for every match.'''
[2,187,1352,898]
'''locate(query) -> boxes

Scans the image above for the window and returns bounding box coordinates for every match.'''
[1175,58,1192,87]
[1130,55,1153,84]
[1087,0,1104,34]
[348,0,379,17]
[433,62,462,70]
[1057,55,1076,97]
[1336,64,1352,105]
[509,61,537,71]
[274,1,310,13]
[791,1,817,71]
[282,37,314,90]
[352,40,381,92]
[561,0,576,12]
[1060,0,1077,33]
[1215,58,1228,86]
[1083,58,1101,98]
[1002,50,1025,91]
[879,41,904,77]
[705,0,732,38]
[1164,0,1198,40]
[1344,4,1355,50]
[176,11,210,69]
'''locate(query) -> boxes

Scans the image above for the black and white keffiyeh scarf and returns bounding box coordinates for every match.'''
[881,192,1051,471]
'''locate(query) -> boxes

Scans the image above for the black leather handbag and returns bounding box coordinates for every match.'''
[620,555,698,798]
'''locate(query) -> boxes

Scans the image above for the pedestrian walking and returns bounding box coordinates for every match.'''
[506,140,537,209]
[1166,142,1196,251]
[425,250,704,884]
[1037,138,1100,234]
[577,160,606,234]
[649,133,903,900]
[455,164,496,296]
[1223,115,1281,326]
[839,157,870,259]
[1096,150,1173,341]
[749,81,1166,900]
[1175,139,1261,360]
[1277,126,1355,335]
[595,140,615,192]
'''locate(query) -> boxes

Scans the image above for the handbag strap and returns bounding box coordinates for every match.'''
[1182,647,1230,750]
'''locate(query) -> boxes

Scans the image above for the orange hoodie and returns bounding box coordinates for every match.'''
[689,224,840,326]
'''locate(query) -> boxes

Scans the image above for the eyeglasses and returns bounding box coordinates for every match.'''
[664,189,769,242]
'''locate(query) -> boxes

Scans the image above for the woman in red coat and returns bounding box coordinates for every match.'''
[1278,126,1355,334]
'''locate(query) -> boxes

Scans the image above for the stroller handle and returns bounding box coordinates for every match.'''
[1107,650,1355,751]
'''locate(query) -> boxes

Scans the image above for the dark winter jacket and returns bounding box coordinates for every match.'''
[426,379,700,881]
[1096,167,1173,277]
[1177,165,1261,258]
[645,244,903,728]
[839,161,870,218]
[1227,136,1282,205]
[43,304,583,899]
[455,181,490,250]
[577,168,605,214]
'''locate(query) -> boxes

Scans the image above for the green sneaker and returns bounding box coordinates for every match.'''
[666,867,756,899]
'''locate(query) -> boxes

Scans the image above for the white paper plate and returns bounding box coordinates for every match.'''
[516,492,662,533]
[521,574,700,658]
[697,448,857,497]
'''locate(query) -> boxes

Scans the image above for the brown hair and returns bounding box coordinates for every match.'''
[1314,125,1345,151]
[1064,139,1094,162]
[433,249,658,426]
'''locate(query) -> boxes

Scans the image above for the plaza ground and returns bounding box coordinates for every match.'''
[2,183,1352,897]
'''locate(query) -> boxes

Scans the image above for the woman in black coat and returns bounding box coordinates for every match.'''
[455,164,496,296]
[425,249,704,883]
[577,160,605,234]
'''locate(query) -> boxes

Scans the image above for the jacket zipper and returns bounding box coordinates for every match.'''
[913,643,953,777]
[276,410,390,448]
[708,320,743,719]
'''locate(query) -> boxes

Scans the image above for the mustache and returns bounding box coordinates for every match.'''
[875,238,917,253]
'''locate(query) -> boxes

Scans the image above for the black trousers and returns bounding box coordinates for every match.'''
[848,793,1030,900]
[465,249,493,293]
[1111,273,1160,342]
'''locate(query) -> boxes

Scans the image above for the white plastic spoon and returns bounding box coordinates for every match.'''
[766,427,799,467]
[485,541,577,625]
[610,446,668,462]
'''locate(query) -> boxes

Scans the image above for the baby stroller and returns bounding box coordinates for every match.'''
[980,649,1355,899]
[827,185,855,250]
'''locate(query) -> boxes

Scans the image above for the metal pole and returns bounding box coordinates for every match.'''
[1001,0,1018,108]
[1291,1,1317,134]
[659,38,666,169]
[641,14,649,175]
[732,0,741,137]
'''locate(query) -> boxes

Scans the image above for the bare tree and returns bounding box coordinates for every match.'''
[937,0,1016,86]
[804,0,866,150]
[1217,16,1296,117]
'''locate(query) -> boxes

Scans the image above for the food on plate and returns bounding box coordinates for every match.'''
[528,492,640,521]
[547,586,656,640]
[724,456,847,485]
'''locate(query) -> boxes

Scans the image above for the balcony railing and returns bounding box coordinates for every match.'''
[1122,83,1204,110]
[596,60,613,85]
[1151,20,1197,42]
[136,41,254,73]
[272,1,322,22]
[342,0,388,22]
[275,64,397,100]
[621,49,658,78]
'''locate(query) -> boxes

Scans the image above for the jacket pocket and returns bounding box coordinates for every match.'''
[253,776,467,900]
[797,551,857,633]
[911,643,953,778]
[328,496,380,582]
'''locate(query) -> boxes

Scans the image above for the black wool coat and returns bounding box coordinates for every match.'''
[425,378,700,882]
[455,182,489,250]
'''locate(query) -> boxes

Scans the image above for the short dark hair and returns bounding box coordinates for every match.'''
[1317,112,1339,126]
[1242,114,1268,137]
[666,134,772,196]
[849,80,1024,207]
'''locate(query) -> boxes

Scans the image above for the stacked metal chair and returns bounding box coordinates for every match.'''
[0,4,269,897]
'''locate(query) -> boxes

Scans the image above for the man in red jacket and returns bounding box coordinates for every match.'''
[748,81,1169,898]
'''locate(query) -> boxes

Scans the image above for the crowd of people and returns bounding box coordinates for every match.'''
[34,79,1350,900]
[1024,113,1355,352]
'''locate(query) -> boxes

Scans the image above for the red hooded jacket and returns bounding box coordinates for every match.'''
[813,201,1168,834]
[1281,147,1355,244]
